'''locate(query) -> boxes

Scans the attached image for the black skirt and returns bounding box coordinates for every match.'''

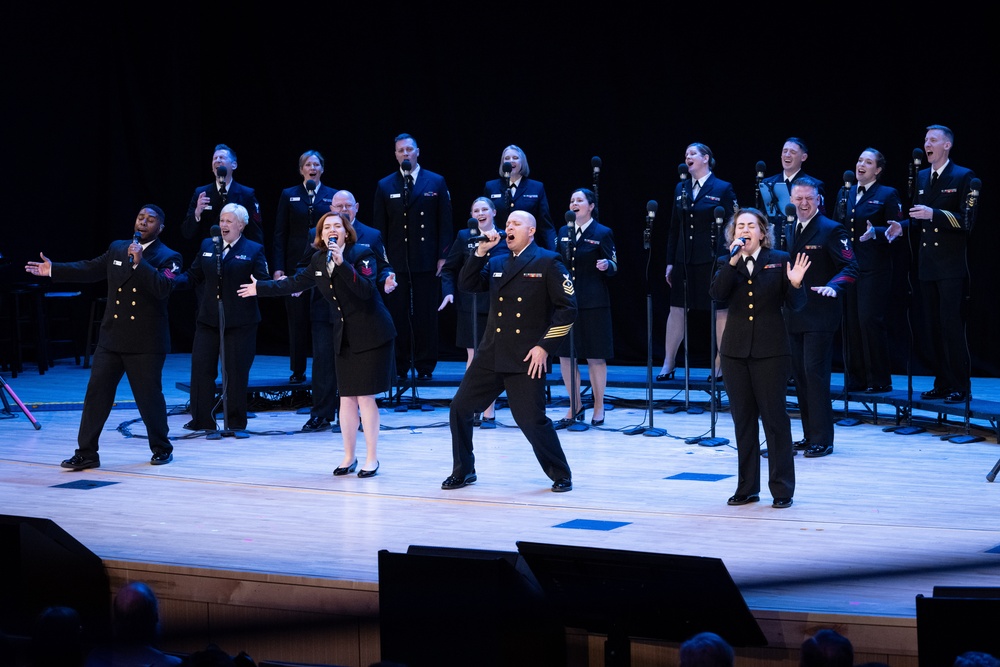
[336,338,394,396]
[555,307,614,359]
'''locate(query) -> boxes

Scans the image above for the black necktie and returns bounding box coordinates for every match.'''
[510,183,517,197]
[856,185,866,203]
[795,222,804,242]
[219,184,228,205]
[785,178,792,191]
[222,244,231,258]
[405,175,414,189]
[930,171,938,188]
[745,256,754,273]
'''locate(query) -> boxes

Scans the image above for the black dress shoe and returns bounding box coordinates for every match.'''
[772,497,793,508]
[866,384,893,394]
[551,478,573,492]
[150,452,173,465]
[655,370,675,382]
[358,462,379,478]
[289,374,306,384]
[727,494,759,506]
[803,444,834,458]
[553,418,573,430]
[479,416,497,429]
[920,387,950,400]
[333,460,357,476]
[441,471,477,490]
[61,454,100,470]
[793,438,811,450]
[183,420,213,431]
[302,416,331,432]
[706,374,723,383]
[944,391,970,404]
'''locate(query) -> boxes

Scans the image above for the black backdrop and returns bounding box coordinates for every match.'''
[5,9,997,377]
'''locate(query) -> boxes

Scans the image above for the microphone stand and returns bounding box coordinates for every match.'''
[0,374,41,429]
[667,173,700,415]
[207,235,246,440]
[561,216,588,432]
[394,166,430,412]
[688,214,728,446]
[625,204,665,437]
[886,150,926,436]
[834,176,861,427]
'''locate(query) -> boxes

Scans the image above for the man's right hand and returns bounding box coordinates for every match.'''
[25,252,52,277]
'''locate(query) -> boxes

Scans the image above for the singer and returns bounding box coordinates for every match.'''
[271,150,337,385]
[181,144,264,245]
[483,145,556,251]
[372,133,453,382]
[298,190,396,434]
[759,138,826,247]
[440,211,575,493]
[909,125,979,404]
[833,148,904,394]
[438,197,509,427]
[25,205,183,469]
[240,212,396,478]
[710,208,809,509]
[171,204,270,433]
[785,178,858,459]
[661,143,737,381]
[554,188,617,428]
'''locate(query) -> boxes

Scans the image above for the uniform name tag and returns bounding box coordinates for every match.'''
[202,252,213,257]
[314,271,323,276]
[493,272,503,277]
[390,193,401,199]
[113,260,123,266]
[291,196,301,202]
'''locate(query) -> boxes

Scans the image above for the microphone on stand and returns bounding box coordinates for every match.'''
[591,156,602,204]
[783,203,797,250]
[754,160,767,211]
[211,225,222,251]
[713,205,726,256]
[644,200,658,250]
[502,161,513,210]
[835,170,853,221]
[216,165,228,204]
[130,230,141,265]
[563,210,576,262]
[909,148,923,200]
[755,161,766,184]
[964,178,982,230]
[678,163,690,212]
[401,159,412,207]
[211,225,223,280]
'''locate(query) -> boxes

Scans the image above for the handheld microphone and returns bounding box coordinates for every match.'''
[130,231,141,265]
[964,177,982,230]
[730,239,748,258]
[327,235,338,264]
[755,161,766,183]
[591,156,602,175]
[467,217,491,244]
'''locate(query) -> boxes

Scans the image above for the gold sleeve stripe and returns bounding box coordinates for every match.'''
[943,211,961,229]
[544,324,573,339]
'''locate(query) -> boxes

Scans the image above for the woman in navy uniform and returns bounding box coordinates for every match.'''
[439,197,508,426]
[660,143,737,381]
[240,212,396,478]
[553,188,617,428]
[172,203,270,433]
[483,144,555,251]
[710,207,810,509]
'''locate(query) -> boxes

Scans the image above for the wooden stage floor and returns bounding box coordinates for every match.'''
[2,354,1000,664]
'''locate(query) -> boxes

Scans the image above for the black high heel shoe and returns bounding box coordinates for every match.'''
[333,459,358,476]
[655,370,675,382]
[358,461,379,478]
[553,409,585,430]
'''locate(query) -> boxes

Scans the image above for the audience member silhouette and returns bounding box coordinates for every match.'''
[678,631,734,667]
[85,581,182,666]
[954,652,1000,667]
[30,605,86,667]
[799,628,853,667]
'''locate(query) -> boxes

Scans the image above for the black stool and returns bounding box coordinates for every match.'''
[43,290,86,366]
[1,284,49,377]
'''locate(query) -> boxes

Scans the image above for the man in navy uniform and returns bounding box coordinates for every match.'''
[441,211,576,493]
